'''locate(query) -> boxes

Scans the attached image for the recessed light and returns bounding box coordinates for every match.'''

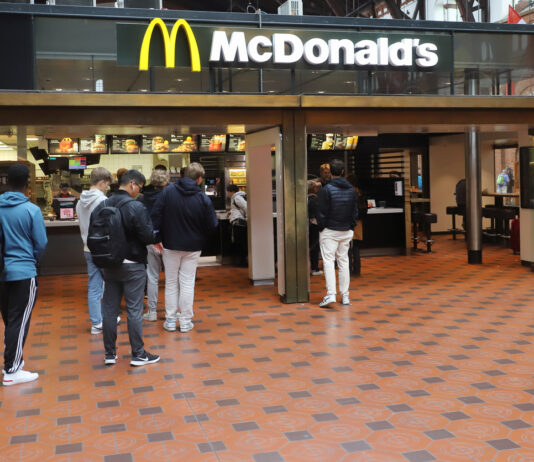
[55,88,63,91]
[176,78,183,82]
[26,137,39,141]
[140,89,148,92]
[318,90,325,94]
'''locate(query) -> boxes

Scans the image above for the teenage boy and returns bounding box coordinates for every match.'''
[151,162,218,333]
[93,169,160,366]
[317,159,358,308]
[0,164,47,386]
[76,167,113,334]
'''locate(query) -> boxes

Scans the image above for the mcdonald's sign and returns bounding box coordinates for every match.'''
[138,18,201,72]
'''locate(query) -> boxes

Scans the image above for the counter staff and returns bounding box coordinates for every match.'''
[0,164,47,386]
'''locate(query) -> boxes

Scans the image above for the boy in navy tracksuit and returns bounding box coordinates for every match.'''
[0,164,47,386]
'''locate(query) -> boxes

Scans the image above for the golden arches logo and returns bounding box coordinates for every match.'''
[139,18,201,72]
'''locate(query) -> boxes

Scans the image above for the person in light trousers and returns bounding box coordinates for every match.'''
[317,159,358,308]
[151,162,218,333]
[139,167,169,321]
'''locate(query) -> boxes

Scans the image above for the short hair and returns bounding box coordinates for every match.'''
[330,159,345,176]
[7,164,29,189]
[307,180,318,194]
[226,184,239,193]
[119,169,146,187]
[116,168,128,182]
[149,169,170,188]
[184,162,205,180]
[154,164,167,171]
[60,183,69,189]
[320,163,330,171]
[90,167,113,186]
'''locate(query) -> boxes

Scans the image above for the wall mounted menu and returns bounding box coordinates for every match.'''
[141,135,199,153]
[199,134,226,152]
[111,136,140,154]
[334,134,359,150]
[48,138,79,154]
[169,135,198,152]
[308,134,327,151]
[227,134,246,152]
[308,134,358,150]
[80,135,108,154]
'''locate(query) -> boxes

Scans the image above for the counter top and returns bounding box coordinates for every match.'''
[368,207,404,215]
[44,219,80,228]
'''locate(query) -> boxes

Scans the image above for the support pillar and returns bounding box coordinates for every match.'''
[16,126,27,160]
[464,69,482,264]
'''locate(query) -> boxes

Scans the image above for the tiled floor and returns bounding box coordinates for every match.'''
[1,236,534,461]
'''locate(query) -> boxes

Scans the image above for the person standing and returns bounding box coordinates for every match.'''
[151,162,218,333]
[317,159,358,308]
[76,167,113,334]
[496,169,509,194]
[0,164,47,385]
[307,180,322,276]
[92,170,160,366]
[139,168,169,321]
[226,184,248,267]
[319,163,332,187]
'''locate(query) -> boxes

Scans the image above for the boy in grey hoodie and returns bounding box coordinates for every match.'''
[76,167,113,334]
[0,164,47,386]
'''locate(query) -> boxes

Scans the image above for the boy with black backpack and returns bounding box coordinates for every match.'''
[88,170,160,367]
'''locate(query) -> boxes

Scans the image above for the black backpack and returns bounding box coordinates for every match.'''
[87,196,132,268]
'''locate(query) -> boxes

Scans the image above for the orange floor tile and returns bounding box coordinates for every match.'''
[1,236,534,461]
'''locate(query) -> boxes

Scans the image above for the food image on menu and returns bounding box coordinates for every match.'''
[125,139,139,153]
[59,137,75,153]
[320,134,334,150]
[91,135,107,153]
[153,136,169,153]
[209,134,226,152]
[172,136,197,152]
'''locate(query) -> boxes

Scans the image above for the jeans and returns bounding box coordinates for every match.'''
[102,263,146,358]
[319,228,353,297]
[84,251,104,326]
[146,245,163,313]
[162,248,201,326]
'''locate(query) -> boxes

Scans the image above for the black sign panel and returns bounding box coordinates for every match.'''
[80,135,108,154]
[48,138,80,154]
[199,134,226,152]
[111,136,141,154]
[227,134,246,152]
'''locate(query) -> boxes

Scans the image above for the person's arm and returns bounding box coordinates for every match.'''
[31,209,48,261]
[131,201,156,245]
[317,187,328,231]
[204,197,219,233]
[351,190,359,229]
[150,189,165,243]
[236,195,247,219]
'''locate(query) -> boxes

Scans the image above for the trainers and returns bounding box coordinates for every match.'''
[130,351,160,367]
[341,295,350,305]
[319,295,336,308]
[104,354,118,365]
[180,321,194,333]
[163,320,176,331]
[143,311,157,322]
[311,270,323,276]
[91,323,103,335]
[3,369,39,386]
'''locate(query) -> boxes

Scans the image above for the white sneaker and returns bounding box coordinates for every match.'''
[104,354,118,365]
[180,321,194,333]
[341,295,350,305]
[311,270,323,276]
[91,323,103,335]
[319,295,336,308]
[163,320,176,332]
[3,369,39,386]
[143,311,157,322]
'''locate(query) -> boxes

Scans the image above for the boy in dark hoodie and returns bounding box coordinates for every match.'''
[0,164,47,386]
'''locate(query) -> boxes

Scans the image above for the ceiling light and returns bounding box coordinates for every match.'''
[318,91,325,94]
[26,137,39,141]
[140,89,148,92]
[55,88,63,91]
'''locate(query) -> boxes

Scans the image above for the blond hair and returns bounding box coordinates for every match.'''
[184,162,205,180]
[90,167,113,186]
[149,168,170,188]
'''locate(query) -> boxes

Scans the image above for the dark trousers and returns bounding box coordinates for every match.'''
[232,223,248,266]
[309,224,320,271]
[350,240,361,276]
[0,278,38,373]
[102,264,146,358]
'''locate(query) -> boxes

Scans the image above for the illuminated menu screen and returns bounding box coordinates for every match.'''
[80,135,108,154]
[199,134,227,152]
[48,138,80,154]
[111,136,140,154]
[227,134,246,152]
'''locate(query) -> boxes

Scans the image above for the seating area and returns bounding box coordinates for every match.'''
[482,206,519,244]
[411,210,438,253]
[445,205,465,240]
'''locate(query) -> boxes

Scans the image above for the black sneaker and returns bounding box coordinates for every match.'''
[130,351,160,367]
[105,354,118,365]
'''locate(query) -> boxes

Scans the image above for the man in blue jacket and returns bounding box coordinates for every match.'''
[317,159,358,308]
[151,162,218,333]
[0,164,47,386]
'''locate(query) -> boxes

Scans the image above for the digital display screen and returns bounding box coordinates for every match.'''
[111,136,140,154]
[69,157,86,170]
[199,134,227,152]
[80,135,108,154]
[227,134,246,152]
[48,138,79,154]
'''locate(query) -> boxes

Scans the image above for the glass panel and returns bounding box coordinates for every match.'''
[494,146,518,200]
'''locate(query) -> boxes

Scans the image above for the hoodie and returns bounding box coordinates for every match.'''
[317,177,358,231]
[76,189,107,252]
[229,191,247,224]
[0,192,47,282]
[151,177,218,251]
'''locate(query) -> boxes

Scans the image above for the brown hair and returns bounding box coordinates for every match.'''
[184,162,205,180]
[149,169,170,188]
[90,167,113,186]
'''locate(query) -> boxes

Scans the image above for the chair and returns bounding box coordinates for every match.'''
[446,206,465,240]
[412,211,438,253]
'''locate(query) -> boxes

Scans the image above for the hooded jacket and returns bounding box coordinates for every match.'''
[229,191,247,224]
[76,188,107,252]
[317,177,358,232]
[151,177,218,252]
[139,187,164,215]
[0,192,47,281]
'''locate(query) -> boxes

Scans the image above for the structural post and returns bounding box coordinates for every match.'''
[17,126,27,160]
[464,69,482,264]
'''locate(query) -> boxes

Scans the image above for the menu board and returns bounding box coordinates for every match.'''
[334,134,359,150]
[141,135,198,153]
[308,134,327,151]
[308,134,358,150]
[48,138,79,154]
[227,134,246,152]
[199,134,227,152]
[111,135,141,154]
[80,135,108,154]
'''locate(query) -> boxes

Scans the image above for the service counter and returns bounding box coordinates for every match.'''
[40,220,86,276]
[360,207,406,256]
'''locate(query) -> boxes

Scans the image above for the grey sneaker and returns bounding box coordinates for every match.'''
[143,311,157,322]
[91,323,103,335]
[311,270,323,276]
[104,354,118,365]
[319,295,336,308]
[163,320,176,332]
[341,295,350,305]
[180,321,194,333]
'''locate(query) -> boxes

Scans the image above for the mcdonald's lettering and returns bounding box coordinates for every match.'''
[139,18,201,71]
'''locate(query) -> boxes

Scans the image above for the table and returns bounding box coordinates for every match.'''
[482,192,519,208]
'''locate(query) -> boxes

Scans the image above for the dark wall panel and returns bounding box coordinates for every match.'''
[0,14,34,90]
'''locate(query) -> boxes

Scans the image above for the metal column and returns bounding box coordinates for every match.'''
[464,69,482,264]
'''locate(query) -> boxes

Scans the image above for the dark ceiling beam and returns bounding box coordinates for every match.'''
[456,0,476,22]
[322,0,344,16]
[412,0,425,20]
[346,0,375,18]
[383,0,410,19]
